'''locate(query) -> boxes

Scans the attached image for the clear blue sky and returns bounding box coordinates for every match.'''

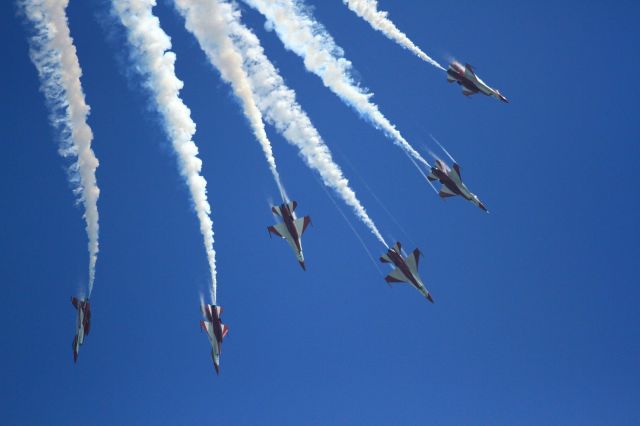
[2,0,639,424]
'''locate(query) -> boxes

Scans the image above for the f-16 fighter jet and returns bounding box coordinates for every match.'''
[428,159,488,212]
[200,304,229,375]
[447,61,508,103]
[71,297,91,363]
[267,201,312,270]
[380,242,434,303]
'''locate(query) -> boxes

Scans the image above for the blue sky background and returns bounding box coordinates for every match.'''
[2,0,639,424]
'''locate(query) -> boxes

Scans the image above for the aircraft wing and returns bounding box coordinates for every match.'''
[464,63,476,78]
[439,185,457,198]
[294,216,311,237]
[451,163,462,180]
[200,320,213,336]
[385,267,409,284]
[462,86,477,96]
[221,324,229,339]
[268,222,288,239]
[406,249,421,276]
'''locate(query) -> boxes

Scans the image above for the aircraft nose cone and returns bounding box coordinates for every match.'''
[426,293,435,303]
[299,260,306,271]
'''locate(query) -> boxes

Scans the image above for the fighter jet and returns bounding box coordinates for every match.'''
[71,296,91,363]
[447,60,508,103]
[200,303,229,375]
[428,159,488,212]
[267,201,312,270]
[380,242,434,303]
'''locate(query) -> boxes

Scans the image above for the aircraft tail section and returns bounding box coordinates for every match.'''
[272,200,298,217]
[381,242,402,263]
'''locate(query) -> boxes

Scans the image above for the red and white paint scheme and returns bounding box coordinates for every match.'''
[380,242,434,303]
[447,61,508,103]
[71,297,91,363]
[200,303,229,375]
[428,159,488,212]
[267,201,312,270]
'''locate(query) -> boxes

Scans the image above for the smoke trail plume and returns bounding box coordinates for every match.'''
[242,0,432,171]
[343,0,444,70]
[193,0,387,246]
[112,0,219,302]
[172,0,288,203]
[430,134,456,163]
[22,0,101,295]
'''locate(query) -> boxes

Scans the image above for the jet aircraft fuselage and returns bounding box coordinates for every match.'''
[381,242,434,303]
[200,303,228,375]
[268,201,311,270]
[447,61,508,103]
[71,296,91,363]
[428,159,488,212]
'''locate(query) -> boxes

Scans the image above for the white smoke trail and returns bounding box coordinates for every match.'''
[313,173,383,276]
[22,0,101,295]
[173,0,386,246]
[430,134,456,163]
[343,0,444,70]
[242,0,432,171]
[226,1,387,247]
[172,0,288,204]
[112,0,219,302]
